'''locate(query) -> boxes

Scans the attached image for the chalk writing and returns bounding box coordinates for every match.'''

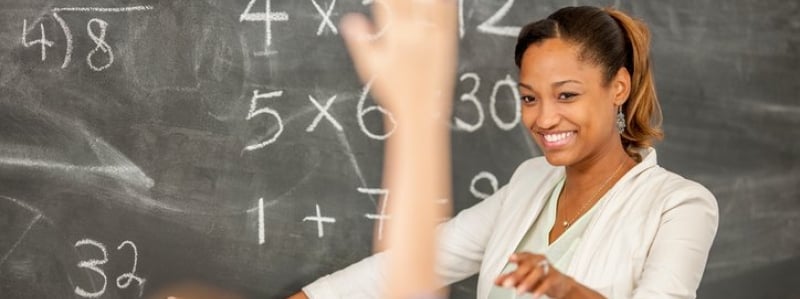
[49,5,154,69]
[358,78,397,140]
[358,187,391,240]
[21,19,54,61]
[453,73,520,132]
[244,89,285,151]
[311,0,338,35]
[74,238,147,298]
[470,171,499,200]
[454,72,485,132]
[476,0,520,37]
[458,0,465,38]
[303,204,336,238]
[86,18,113,71]
[489,74,521,130]
[258,198,266,245]
[74,239,108,298]
[240,0,289,56]
[52,6,155,13]
[307,94,343,132]
[115,241,146,297]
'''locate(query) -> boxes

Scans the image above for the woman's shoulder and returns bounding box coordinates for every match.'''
[631,156,718,213]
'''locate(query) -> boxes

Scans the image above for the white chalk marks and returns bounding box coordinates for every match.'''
[311,0,338,35]
[240,0,289,56]
[85,18,113,71]
[258,198,266,244]
[0,197,45,268]
[244,89,285,151]
[307,94,342,132]
[453,72,521,132]
[242,72,519,153]
[470,171,498,200]
[0,214,42,267]
[454,72,484,132]
[490,74,521,131]
[458,0,465,38]
[50,12,72,68]
[115,241,146,296]
[242,81,401,152]
[74,239,109,298]
[358,187,391,240]
[358,78,397,140]
[52,6,155,13]
[21,19,54,61]
[0,196,51,268]
[26,5,156,70]
[73,238,146,298]
[254,198,285,244]
[303,204,336,238]
[19,0,526,71]
[476,0,521,37]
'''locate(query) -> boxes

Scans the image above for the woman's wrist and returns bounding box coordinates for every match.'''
[559,276,605,299]
[559,276,578,299]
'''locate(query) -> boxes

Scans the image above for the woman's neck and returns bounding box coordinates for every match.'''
[563,144,636,195]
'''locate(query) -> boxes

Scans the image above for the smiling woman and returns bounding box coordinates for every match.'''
[295,5,718,299]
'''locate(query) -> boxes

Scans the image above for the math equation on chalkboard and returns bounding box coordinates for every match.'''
[7,0,534,298]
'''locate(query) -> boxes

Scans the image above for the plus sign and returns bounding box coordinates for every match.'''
[303,204,336,238]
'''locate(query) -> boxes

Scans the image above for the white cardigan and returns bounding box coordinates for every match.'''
[303,148,719,299]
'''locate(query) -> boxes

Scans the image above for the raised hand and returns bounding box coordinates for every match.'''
[340,0,458,120]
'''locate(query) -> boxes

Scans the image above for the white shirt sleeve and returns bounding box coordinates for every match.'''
[631,184,719,299]
[302,184,510,299]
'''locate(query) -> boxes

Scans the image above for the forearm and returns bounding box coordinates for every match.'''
[380,113,451,299]
[338,1,457,297]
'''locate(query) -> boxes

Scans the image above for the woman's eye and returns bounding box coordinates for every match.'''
[558,92,578,100]
[520,95,537,104]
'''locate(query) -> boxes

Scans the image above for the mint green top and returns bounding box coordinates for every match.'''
[487,177,600,299]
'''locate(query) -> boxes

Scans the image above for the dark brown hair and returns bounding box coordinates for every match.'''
[514,6,663,161]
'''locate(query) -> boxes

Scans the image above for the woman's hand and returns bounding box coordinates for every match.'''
[340,0,458,120]
[494,252,576,299]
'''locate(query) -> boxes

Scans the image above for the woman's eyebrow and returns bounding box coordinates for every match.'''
[552,80,582,88]
[518,80,582,91]
[518,82,534,91]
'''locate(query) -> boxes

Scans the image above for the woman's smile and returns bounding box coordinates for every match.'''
[538,130,577,150]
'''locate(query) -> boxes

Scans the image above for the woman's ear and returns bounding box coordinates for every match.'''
[612,67,632,106]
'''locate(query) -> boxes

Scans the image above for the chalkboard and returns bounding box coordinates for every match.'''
[0,1,797,299]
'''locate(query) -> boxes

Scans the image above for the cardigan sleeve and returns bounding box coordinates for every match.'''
[301,184,510,299]
[631,183,719,299]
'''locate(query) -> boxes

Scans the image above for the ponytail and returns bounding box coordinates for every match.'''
[604,8,663,161]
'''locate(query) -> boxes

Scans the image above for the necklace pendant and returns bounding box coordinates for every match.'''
[562,220,569,227]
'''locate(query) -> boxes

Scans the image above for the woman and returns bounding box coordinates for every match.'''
[294,5,718,299]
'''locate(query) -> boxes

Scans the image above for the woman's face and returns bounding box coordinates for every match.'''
[518,38,629,167]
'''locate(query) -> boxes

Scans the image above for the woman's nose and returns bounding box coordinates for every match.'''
[535,100,560,130]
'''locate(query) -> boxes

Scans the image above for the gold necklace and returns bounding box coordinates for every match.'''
[560,158,626,228]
